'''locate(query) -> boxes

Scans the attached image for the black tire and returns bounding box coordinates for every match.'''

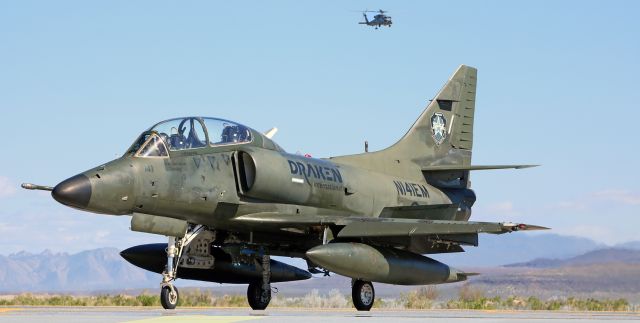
[160,285,179,310]
[247,281,271,310]
[352,280,374,311]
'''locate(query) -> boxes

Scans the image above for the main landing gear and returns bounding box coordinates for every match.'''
[248,254,272,310]
[159,226,274,310]
[352,279,375,311]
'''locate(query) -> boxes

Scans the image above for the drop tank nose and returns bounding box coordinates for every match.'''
[51,174,92,209]
[120,244,166,272]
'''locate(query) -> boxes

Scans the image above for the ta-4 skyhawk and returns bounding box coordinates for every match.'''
[23,65,546,311]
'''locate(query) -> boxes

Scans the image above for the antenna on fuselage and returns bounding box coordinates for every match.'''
[264,127,278,139]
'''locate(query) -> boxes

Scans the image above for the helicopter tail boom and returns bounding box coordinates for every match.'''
[360,12,369,24]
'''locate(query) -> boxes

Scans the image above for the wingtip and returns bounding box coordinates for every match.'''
[502,222,550,232]
[530,225,551,230]
[515,164,540,169]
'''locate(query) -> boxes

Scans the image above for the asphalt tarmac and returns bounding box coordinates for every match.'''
[1,307,640,323]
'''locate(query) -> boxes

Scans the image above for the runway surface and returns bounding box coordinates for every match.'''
[1,307,639,323]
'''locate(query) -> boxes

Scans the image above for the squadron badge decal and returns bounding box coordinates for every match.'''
[431,112,447,145]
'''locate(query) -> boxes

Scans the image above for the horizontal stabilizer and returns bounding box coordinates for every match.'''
[422,165,539,171]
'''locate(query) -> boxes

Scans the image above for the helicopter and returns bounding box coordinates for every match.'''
[359,9,392,29]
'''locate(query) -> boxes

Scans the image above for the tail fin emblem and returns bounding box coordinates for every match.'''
[431,113,447,145]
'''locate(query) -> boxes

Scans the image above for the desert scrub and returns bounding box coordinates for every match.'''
[401,286,439,309]
[135,294,160,307]
[0,289,633,311]
[565,297,629,312]
[446,283,499,310]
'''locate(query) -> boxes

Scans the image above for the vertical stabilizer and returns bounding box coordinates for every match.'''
[331,65,477,180]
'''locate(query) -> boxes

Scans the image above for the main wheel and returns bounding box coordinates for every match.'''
[352,280,374,311]
[160,285,179,310]
[247,281,271,310]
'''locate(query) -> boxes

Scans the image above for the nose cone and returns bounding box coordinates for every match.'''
[52,174,92,209]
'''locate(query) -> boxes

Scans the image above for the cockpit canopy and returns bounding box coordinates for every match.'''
[128,117,253,157]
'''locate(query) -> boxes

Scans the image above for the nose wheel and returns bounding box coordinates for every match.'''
[352,279,375,311]
[160,285,179,309]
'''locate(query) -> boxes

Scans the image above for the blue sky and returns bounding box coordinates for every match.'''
[0,0,638,254]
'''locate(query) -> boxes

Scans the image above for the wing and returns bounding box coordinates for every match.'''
[232,213,547,234]
[335,218,548,238]
[230,213,547,255]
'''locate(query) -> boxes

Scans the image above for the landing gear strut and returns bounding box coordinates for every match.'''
[247,254,272,310]
[159,225,206,310]
[352,279,375,311]
[160,236,182,309]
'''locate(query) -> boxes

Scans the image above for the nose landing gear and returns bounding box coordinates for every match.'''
[160,235,182,310]
[159,225,207,310]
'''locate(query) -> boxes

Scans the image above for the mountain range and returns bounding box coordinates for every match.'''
[505,248,640,268]
[0,248,158,293]
[1,233,638,295]
[431,233,606,267]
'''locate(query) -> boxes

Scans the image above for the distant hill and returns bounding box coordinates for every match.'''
[431,233,605,267]
[457,247,640,302]
[0,248,159,293]
[2,235,640,296]
[505,248,640,268]
[616,241,640,250]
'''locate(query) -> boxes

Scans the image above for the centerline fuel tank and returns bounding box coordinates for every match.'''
[121,243,311,284]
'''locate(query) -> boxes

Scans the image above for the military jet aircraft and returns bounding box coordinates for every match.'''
[359,9,392,29]
[23,65,546,311]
